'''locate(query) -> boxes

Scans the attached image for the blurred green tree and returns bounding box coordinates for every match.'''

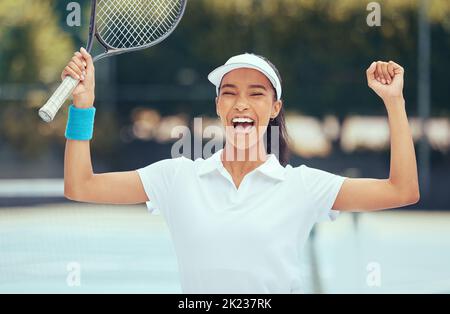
[0,0,449,159]
[0,0,117,158]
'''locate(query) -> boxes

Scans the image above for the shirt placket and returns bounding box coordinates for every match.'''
[217,166,252,206]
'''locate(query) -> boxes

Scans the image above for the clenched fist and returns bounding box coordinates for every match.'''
[61,47,95,108]
[366,61,404,103]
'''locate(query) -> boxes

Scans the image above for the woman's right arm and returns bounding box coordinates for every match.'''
[63,48,148,204]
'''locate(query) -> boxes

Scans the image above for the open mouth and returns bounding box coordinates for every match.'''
[231,117,255,134]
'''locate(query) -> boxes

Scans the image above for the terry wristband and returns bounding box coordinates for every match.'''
[65,105,96,141]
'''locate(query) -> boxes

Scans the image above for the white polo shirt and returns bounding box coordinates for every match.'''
[137,149,346,293]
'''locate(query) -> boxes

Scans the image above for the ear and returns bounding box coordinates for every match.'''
[271,99,282,119]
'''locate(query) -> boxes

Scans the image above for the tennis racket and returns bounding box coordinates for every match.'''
[38,0,188,123]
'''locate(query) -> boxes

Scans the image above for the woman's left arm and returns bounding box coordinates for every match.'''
[333,61,420,211]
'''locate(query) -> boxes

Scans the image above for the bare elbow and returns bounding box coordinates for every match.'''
[409,181,420,204]
[64,185,76,201]
[408,189,420,204]
[64,184,84,202]
[401,187,420,206]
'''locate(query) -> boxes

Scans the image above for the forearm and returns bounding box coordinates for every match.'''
[64,81,96,190]
[385,97,419,198]
[64,139,95,196]
[61,48,101,199]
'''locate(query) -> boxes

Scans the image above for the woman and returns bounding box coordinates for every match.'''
[63,48,419,293]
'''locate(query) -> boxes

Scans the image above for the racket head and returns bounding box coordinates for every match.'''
[92,0,188,61]
[38,0,188,122]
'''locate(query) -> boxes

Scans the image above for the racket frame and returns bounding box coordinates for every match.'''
[38,0,188,122]
[90,0,188,62]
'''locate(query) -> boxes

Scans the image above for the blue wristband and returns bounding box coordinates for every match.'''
[65,105,96,140]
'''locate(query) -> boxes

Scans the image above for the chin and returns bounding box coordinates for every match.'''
[225,135,266,160]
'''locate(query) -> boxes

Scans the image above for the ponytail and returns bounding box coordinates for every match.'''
[255,54,290,166]
[266,105,290,166]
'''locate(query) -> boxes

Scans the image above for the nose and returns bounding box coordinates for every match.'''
[234,95,250,111]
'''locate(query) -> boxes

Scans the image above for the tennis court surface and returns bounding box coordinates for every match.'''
[1,202,449,293]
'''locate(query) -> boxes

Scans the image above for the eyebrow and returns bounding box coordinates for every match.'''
[249,84,268,91]
[220,84,237,90]
[220,84,268,91]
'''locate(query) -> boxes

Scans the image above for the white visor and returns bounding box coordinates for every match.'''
[207,53,282,101]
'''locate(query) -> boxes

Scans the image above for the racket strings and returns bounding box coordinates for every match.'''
[98,0,178,47]
[96,0,184,49]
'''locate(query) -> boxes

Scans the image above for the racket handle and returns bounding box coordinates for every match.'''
[38,76,80,123]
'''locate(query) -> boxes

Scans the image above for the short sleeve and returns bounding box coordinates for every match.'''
[136,157,185,217]
[299,165,346,223]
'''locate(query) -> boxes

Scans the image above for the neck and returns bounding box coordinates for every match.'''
[221,141,268,176]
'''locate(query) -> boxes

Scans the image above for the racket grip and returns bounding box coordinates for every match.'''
[38,76,80,123]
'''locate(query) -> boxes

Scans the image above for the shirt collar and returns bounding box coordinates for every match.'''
[197,149,286,181]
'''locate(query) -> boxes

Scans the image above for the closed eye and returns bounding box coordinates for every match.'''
[251,93,264,96]
[222,92,235,95]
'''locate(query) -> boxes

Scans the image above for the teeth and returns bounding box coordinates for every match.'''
[232,117,254,123]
